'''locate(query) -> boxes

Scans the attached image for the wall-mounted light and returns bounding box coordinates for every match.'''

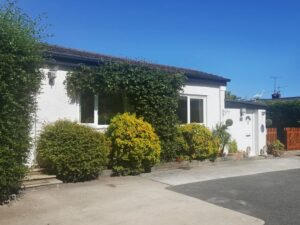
[48,69,57,87]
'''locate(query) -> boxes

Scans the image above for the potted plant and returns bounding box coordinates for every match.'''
[227,140,244,160]
[267,140,285,157]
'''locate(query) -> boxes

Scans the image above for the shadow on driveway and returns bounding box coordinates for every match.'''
[168,169,300,225]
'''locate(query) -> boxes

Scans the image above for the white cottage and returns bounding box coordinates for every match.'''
[30,45,266,163]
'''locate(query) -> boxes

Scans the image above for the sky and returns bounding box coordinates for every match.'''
[7,0,300,98]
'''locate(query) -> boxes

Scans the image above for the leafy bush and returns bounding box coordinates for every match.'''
[212,123,231,155]
[228,140,238,153]
[267,139,285,157]
[177,124,219,161]
[106,113,161,175]
[0,1,43,202]
[37,120,109,182]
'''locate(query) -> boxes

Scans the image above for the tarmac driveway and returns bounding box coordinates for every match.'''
[169,169,300,225]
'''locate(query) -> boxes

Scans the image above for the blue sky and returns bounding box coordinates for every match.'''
[9,0,300,98]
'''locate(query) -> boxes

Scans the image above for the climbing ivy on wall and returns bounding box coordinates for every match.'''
[65,61,185,161]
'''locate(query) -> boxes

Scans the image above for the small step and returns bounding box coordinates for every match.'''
[29,168,45,175]
[22,167,63,189]
[23,174,57,181]
[22,178,62,189]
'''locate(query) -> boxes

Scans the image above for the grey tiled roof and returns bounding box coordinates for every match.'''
[44,44,230,84]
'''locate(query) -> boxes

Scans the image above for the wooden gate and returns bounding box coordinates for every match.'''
[267,128,277,144]
[285,128,300,150]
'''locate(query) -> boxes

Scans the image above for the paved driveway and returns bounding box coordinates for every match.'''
[169,169,300,225]
[0,176,263,225]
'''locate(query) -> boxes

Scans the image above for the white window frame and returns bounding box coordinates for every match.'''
[180,94,207,125]
[79,94,109,129]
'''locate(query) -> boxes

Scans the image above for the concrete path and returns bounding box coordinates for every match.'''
[0,176,263,225]
[141,157,300,185]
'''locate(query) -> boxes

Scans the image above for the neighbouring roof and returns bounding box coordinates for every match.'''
[260,96,300,101]
[225,100,267,109]
[44,44,230,85]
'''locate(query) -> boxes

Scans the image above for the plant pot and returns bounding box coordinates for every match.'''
[227,152,244,160]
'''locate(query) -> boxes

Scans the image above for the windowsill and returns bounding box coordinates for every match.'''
[79,123,109,129]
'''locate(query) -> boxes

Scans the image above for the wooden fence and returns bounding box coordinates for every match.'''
[285,128,300,150]
[267,128,277,144]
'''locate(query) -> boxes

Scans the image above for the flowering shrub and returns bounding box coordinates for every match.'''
[177,124,219,161]
[106,113,161,175]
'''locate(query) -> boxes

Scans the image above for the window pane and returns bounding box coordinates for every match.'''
[177,96,187,124]
[190,98,203,123]
[98,94,125,125]
[80,92,94,123]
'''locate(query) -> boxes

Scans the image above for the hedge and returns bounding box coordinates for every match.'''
[0,1,43,203]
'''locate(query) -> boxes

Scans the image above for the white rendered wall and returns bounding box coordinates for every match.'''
[29,69,79,164]
[223,108,266,156]
[182,83,226,129]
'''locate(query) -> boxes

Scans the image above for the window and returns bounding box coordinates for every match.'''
[98,94,124,125]
[190,98,204,123]
[80,93,132,126]
[177,95,205,124]
[178,96,188,123]
[80,92,94,123]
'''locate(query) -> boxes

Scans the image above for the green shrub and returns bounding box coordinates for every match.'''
[267,139,285,157]
[177,124,219,161]
[37,120,109,182]
[0,1,43,202]
[106,113,161,175]
[228,140,238,153]
[212,123,231,155]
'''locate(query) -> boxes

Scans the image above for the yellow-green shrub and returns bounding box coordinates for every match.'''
[37,120,110,182]
[177,124,219,161]
[228,140,238,153]
[106,113,161,175]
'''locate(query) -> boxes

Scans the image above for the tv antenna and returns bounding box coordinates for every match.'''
[270,76,281,99]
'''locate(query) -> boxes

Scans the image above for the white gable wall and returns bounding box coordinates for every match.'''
[182,83,226,129]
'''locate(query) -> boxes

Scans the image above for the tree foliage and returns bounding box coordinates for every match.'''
[266,100,300,141]
[65,61,185,161]
[0,1,43,202]
[225,91,240,100]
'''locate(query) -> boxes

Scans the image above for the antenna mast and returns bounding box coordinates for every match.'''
[270,76,281,99]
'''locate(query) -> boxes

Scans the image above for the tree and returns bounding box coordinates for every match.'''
[225,91,241,100]
[0,0,44,203]
[266,100,300,142]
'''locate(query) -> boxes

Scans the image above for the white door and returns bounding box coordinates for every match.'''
[244,110,255,156]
